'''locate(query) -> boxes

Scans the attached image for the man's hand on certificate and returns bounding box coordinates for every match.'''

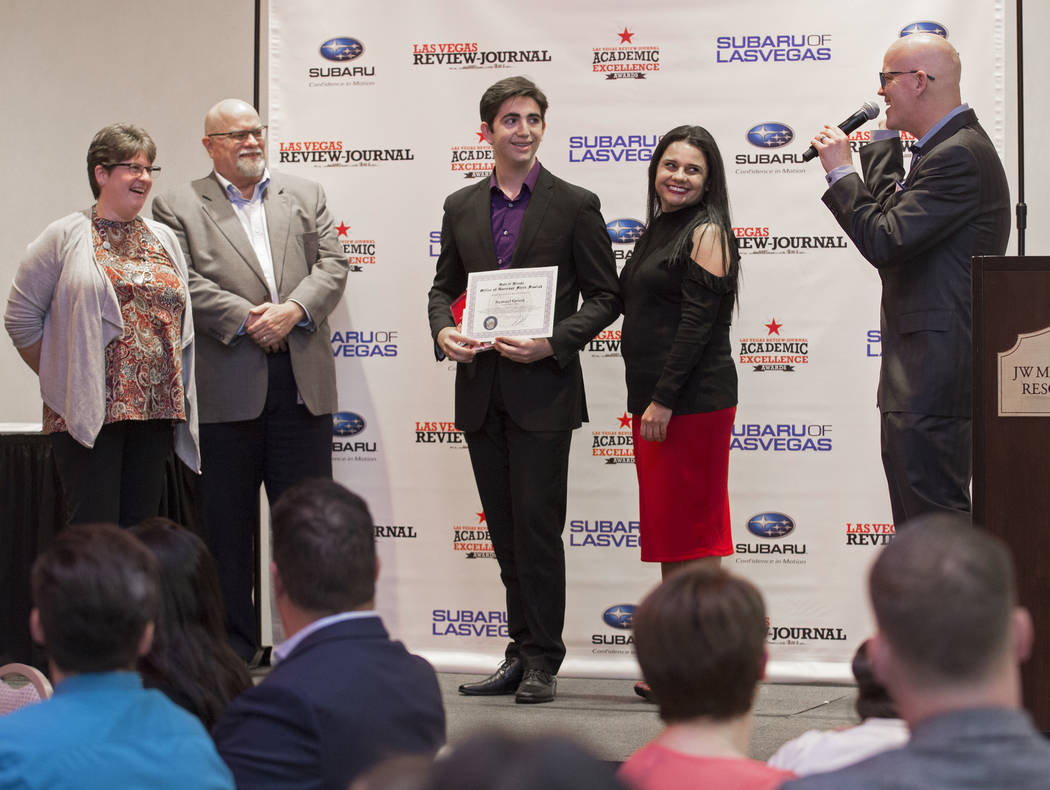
[437,326,482,363]
[494,336,553,363]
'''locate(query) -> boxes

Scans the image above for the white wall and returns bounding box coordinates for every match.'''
[0,1,1046,424]
[0,0,255,422]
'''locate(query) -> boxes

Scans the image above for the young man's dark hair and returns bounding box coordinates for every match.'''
[633,566,766,722]
[478,76,548,129]
[271,477,376,614]
[32,523,159,673]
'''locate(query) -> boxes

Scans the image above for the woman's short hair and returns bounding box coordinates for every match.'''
[86,123,157,198]
[852,639,899,720]
[633,567,767,723]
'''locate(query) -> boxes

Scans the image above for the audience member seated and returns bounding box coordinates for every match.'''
[0,524,233,790]
[130,517,252,729]
[782,514,1050,789]
[212,479,446,789]
[420,733,627,790]
[767,639,908,775]
[618,567,795,790]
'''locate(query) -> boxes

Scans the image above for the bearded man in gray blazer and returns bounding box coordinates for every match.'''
[153,99,348,663]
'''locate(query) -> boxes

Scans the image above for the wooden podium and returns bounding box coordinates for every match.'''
[972,255,1050,730]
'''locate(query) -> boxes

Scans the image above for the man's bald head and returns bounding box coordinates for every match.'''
[879,34,963,137]
[204,99,259,135]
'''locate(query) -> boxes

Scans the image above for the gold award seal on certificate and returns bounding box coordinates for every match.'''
[463,266,557,342]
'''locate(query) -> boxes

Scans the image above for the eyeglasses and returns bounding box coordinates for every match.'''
[206,126,268,142]
[879,70,935,89]
[107,163,161,176]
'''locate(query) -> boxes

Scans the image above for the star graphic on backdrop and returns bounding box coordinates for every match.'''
[618,27,635,44]
[765,318,783,335]
[476,130,486,142]
[477,512,486,523]
[618,412,632,429]
[335,221,350,237]
[607,219,644,242]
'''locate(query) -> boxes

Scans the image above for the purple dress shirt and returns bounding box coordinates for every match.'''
[490,160,541,268]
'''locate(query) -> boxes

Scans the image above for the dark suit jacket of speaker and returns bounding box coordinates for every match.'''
[822,109,1010,417]
[427,166,621,432]
[212,617,446,790]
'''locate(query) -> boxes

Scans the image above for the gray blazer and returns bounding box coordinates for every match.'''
[152,172,348,423]
[4,210,200,470]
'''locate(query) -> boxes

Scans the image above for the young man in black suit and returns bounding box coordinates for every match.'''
[428,76,620,703]
[810,33,1010,526]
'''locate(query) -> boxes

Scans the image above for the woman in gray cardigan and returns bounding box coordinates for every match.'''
[4,123,198,525]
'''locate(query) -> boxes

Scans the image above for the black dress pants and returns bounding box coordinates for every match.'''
[464,376,572,675]
[50,419,173,527]
[880,410,972,527]
[199,352,333,661]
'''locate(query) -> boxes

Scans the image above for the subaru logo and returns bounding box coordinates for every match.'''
[333,411,366,436]
[606,218,645,244]
[320,37,365,62]
[746,123,794,149]
[899,21,948,38]
[746,512,795,538]
[602,604,635,629]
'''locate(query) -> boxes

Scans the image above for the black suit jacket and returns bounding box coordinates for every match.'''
[212,617,445,790]
[823,109,1010,417]
[427,166,621,432]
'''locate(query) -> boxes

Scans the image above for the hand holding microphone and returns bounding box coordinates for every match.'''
[806,102,880,170]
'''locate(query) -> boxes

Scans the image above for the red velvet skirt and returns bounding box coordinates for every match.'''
[631,406,735,562]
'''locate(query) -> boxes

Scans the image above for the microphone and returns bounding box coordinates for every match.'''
[802,101,880,161]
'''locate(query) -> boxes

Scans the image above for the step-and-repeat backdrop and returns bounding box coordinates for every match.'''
[268,1,1005,681]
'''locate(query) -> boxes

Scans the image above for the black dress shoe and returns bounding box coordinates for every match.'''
[458,658,524,695]
[515,668,556,704]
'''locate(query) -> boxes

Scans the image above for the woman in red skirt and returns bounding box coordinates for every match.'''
[619,125,740,698]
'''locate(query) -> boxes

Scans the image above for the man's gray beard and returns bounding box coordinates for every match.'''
[236,154,266,180]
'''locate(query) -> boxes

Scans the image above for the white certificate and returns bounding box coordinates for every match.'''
[463,266,557,342]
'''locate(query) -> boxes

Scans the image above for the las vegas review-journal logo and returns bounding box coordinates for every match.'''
[591,27,660,80]
[592,604,636,653]
[731,423,832,452]
[334,221,376,271]
[568,517,640,549]
[309,37,376,86]
[766,617,847,645]
[732,225,847,255]
[374,523,418,539]
[586,328,621,358]
[734,512,808,565]
[450,132,494,179]
[568,133,661,164]
[900,21,948,38]
[846,521,896,547]
[591,413,634,464]
[414,418,466,449]
[411,39,551,69]
[332,411,377,460]
[331,328,398,358]
[277,140,413,168]
[847,128,919,156]
[738,317,809,372]
[431,608,508,638]
[715,33,832,64]
[452,512,495,559]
